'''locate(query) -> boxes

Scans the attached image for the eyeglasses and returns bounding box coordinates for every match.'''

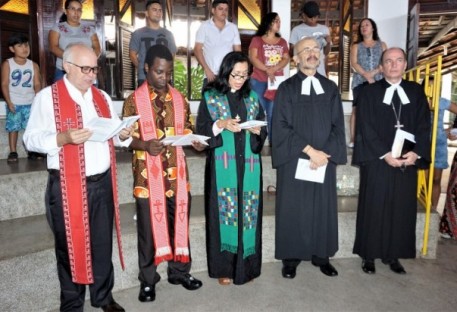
[297,47,320,55]
[230,73,250,81]
[66,62,100,74]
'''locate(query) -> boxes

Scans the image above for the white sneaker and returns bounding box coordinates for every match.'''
[133,213,137,221]
[347,142,354,148]
[440,233,452,239]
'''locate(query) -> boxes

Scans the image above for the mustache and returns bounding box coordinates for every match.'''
[307,56,319,62]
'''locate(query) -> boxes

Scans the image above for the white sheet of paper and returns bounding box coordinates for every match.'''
[161,134,210,146]
[391,129,415,158]
[295,158,327,183]
[86,115,140,142]
[238,120,267,129]
[267,75,286,90]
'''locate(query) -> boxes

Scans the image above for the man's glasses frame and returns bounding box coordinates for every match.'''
[66,61,100,74]
[297,47,321,55]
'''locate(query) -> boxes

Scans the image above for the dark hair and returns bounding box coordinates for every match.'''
[146,0,161,9]
[144,44,173,67]
[301,1,320,18]
[212,0,229,9]
[204,51,253,98]
[8,34,29,47]
[356,18,380,42]
[59,0,82,23]
[255,12,280,38]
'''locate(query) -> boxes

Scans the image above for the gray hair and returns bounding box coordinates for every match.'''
[62,43,94,62]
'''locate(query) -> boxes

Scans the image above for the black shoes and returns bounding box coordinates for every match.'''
[281,265,297,279]
[138,282,156,302]
[168,273,203,290]
[362,259,376,274]
[101,299,125,312]
[315,262,338,277]
[388,259,406,274]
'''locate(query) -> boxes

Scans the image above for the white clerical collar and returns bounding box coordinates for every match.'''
[301,75,324,95]
[383,80,410,105]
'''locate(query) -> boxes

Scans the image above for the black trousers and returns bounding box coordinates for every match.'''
[136,195,192,286]
[46,170,115,311]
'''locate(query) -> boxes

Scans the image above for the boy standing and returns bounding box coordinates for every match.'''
[1,34,42,163]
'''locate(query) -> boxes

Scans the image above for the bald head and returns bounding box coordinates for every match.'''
[63,43,97,63]
[62,43,98,94]
[293,37,321,74]
[294,37,319,56]
[380,47,407,83]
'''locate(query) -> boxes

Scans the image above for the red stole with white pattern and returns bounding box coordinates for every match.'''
[52,80,124,284]
[134,82,190,265]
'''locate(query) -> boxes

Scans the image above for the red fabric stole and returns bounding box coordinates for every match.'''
[52,80,124,284]
[134,83,190,265]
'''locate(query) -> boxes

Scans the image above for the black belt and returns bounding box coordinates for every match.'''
[47,169,109,182]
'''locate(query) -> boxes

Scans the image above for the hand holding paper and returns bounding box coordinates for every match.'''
[86,115,140,142]
[161,134,210,146]
[295,159,327,183]
[391,129,415,159]
[238,120,267,129]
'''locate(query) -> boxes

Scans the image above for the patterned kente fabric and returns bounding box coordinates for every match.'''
[123,85,193,199]
[204,89,261,258]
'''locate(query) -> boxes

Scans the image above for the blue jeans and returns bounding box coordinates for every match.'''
[250,78,273,141]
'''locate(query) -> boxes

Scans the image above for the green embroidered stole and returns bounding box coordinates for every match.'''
[204,90,261,258]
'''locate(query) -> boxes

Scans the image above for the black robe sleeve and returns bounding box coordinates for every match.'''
[195,95,267,153]
[353,84,392,165]
[250,106,267,154]
[271,77,309,169]
[196,97,223,150]
[322,82,347,165]
[409,81,431,169]
[271,74,346,169]
[353,80,431,169]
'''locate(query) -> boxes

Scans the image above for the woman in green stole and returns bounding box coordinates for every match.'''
[196,52,267,285]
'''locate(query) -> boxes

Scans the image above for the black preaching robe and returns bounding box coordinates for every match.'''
[196,90,267,285]
[352,79,431,260]
[271,71,347,260]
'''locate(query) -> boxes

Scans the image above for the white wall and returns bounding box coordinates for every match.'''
[368,0,409,49]
[272,0,291,77]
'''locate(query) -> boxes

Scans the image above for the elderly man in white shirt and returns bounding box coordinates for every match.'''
[24,43,132,312]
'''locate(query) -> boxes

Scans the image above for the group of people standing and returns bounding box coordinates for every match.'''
[2,0,454,311]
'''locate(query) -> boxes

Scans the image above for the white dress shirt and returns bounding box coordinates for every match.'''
[23,76,132,175]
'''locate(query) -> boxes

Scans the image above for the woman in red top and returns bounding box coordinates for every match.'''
[249,12,289,143]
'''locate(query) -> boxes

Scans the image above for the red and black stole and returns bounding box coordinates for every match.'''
[134,82,190,265]
[51,80,124,284]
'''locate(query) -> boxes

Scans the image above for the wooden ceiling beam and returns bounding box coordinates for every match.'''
[418,16,457,56]
[419,3,457,15]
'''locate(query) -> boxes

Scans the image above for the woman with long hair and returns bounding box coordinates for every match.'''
[348,18,387,147]
[49,0,101,82]
[197,51,267,285]
[248,12,289,143]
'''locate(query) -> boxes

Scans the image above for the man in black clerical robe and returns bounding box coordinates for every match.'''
[352,47,431,275]
[272,37,347,278]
